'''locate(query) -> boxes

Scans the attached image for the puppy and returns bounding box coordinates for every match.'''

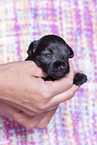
[25,35,87,85]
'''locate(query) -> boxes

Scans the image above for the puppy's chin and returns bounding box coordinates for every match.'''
[47,69,70,79]
[51,74,65,79]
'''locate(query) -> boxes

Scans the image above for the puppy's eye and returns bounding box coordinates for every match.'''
[44,53,52,58]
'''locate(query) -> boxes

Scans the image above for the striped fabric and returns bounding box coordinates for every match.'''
[0,0,97,144]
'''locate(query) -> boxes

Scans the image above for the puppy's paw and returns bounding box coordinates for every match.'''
[73,73,88,86]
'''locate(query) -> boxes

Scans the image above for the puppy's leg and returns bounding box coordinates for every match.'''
[73,73,87,85]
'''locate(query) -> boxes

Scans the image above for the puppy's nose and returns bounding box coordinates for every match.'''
[53,60,66,71]
[58,63,66,71]
[58,65,65,70]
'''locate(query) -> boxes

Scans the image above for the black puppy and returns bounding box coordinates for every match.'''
[25,35,87,85]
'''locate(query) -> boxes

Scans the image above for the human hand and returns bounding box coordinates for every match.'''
[0,99,58,129]
[0,61,79,129]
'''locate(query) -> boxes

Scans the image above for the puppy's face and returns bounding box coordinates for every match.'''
[26,35,74,79]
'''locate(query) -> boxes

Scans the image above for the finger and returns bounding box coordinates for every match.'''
[22,107,58,129]
[44,61,75,97]
[6,100,36,116]
[32,66,48,78]
[36,107,58,129]
[22,113,47,129]
[49,85,80,105]
[74,70,84,73]
[8,107,26,121]
[8,106,49,129]
[8,106,34,123]
[9,104,57,129]
[8,107,40,129]
[9,109,32,124]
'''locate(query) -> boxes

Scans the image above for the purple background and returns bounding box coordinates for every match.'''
[0,0,97,145]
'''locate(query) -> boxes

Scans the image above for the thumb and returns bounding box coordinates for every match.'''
[25,61,48,78]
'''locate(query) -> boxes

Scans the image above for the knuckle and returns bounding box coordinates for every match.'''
[38,123,48,129]
[40,89,50,100]
[36,103,47,111]
[23,122,35,129]
[25,124,35,129]
[43,92,50,100]
[14,117,22,124]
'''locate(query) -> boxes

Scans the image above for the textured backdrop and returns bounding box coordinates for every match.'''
[0,0,97,145]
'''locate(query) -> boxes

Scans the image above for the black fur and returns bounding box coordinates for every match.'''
[25,35,87,85]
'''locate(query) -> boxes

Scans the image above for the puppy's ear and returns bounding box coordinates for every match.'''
[27,41,37,56]
[67,44,74,58]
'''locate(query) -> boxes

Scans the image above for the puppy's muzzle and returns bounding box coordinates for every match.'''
[47,60,70,79]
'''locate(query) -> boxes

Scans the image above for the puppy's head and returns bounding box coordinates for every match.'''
[26,35,74,79]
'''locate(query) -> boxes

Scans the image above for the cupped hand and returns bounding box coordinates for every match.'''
[0,61,79,129]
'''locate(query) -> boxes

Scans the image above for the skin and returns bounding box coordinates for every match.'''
[0,61,80,129]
